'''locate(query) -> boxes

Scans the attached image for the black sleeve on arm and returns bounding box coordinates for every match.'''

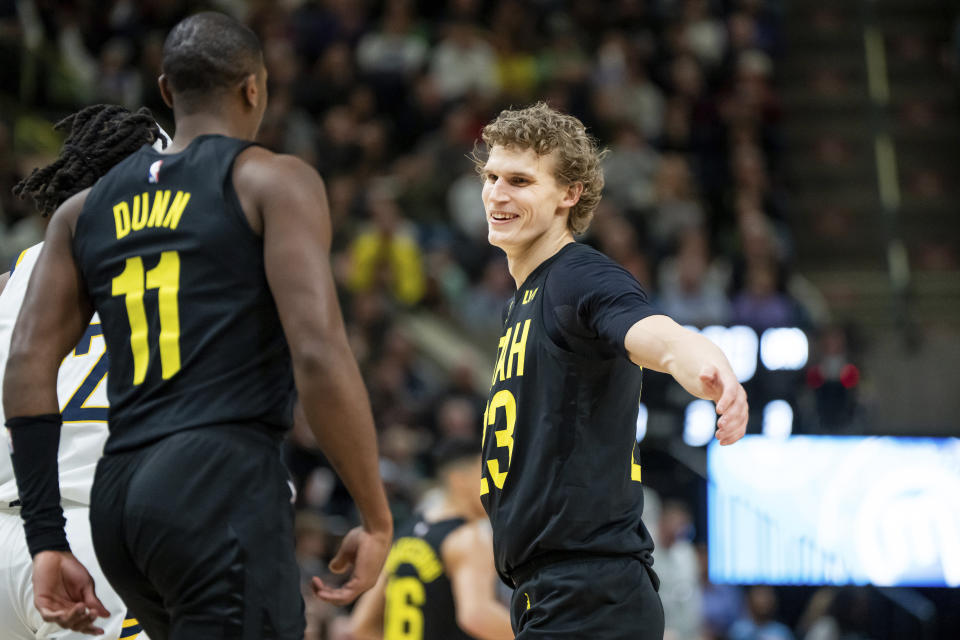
[6,414,70,556]
[544,246,659,359]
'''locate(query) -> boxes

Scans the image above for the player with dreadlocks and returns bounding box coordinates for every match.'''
[0,103,164,639]
[12,105,166,216]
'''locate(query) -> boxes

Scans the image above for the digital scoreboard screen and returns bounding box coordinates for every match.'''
[707,435,960,587]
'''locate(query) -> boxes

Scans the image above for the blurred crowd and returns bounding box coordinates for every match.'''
[0,0,882,638]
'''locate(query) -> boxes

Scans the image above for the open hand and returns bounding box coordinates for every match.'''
[699,365,748,445]
[311,525,391,606]
[32,550,110,635]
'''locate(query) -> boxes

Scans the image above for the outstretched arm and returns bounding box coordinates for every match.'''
[625,315,748,445]
[4,192,109,634]
[244,149,392,605]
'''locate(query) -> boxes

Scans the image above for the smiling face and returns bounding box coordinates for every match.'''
[481,145,580,255]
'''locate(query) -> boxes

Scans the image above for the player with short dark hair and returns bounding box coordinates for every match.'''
[474,102,749,638]
[3,11,391,639]
[349,439,513,640]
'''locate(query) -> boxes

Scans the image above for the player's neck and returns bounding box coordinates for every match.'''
[429,491,482,523]
[164,113,252,153]
[506,227,574,289]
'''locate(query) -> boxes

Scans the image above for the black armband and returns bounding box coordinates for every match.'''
[6,414,70,556]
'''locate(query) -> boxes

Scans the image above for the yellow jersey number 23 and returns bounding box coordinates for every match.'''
[111,251,182,385]
[480,389,517,496]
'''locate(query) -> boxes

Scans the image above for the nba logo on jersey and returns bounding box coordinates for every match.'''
[148,160,163,184]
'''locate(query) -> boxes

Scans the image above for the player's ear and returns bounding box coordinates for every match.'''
[158,75,174,109]
[240,73,262,110]
[560,182,583,210]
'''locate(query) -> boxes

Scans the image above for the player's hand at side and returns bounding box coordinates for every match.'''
[311,524,391,606]
[32,550,110,635]
[699,364,748,445]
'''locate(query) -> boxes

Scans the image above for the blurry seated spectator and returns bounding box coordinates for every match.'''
[805,324,863,432]
[590,204,654,286]
[657,227,732,327]
[654,500,702,640]
[356,0,428,81]
[603,121,661,211]
[458,255,514,340]
[623,59,667,142]
[801,587,875,640]
[697,543,745,640]
[346,186,426,306]
[96,37,142,109]
[429,19,499,101]
[729,586,795,640]
[650,152,706,251]
[683,0,727,69]
[731,258,800,329]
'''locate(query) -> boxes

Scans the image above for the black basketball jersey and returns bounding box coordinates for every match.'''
[383,516,474,640]
[73,135,294,453]
[480,245,655,582]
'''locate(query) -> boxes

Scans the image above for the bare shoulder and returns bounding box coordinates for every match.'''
[441,520,490,564]
[232,147,328,235]
[233,146,326,194]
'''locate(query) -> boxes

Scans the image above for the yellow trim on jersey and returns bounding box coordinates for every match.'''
[13,248,29,271]
[122,618,140,628]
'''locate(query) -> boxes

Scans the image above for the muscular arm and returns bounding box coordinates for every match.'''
[3,192,109,634]
[349,569,387,640]
[240,150,392,603]
[4,193,92,417]
[443,522,514,640]
[625,314,748,445]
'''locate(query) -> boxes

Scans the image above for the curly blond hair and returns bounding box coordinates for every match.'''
[473,102,607,235]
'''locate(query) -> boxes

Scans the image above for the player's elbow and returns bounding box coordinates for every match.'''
[290,338,347,379]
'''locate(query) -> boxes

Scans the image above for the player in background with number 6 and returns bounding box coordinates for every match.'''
[0,105,161,639]
[3,11,391,640]
[475,103,749,639]
[350,439,513,640]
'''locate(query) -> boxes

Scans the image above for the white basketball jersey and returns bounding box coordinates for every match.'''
[0,243,109,505]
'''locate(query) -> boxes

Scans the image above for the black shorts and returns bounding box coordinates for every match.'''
[89,424,305,640]
[509,554,664,639]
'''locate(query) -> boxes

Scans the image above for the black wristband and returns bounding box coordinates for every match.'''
[6,414,70,556]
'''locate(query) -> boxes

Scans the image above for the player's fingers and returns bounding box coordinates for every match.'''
[81,582,110,618]
[39,602,97,631]
[715,378,739,415]
[311,577,361,606]
[328,545,356,574]
[328,529,361,573]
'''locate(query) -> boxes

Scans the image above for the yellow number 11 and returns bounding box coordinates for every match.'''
[111,251,182,385]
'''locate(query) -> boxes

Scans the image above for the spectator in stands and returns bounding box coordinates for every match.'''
[654,501,702,640]
[650,153,706,252]
[658,227,732,327]
[729,586,795,640]
[429,19,498,101]
[346,185,426,307]
[696,543,745,640]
